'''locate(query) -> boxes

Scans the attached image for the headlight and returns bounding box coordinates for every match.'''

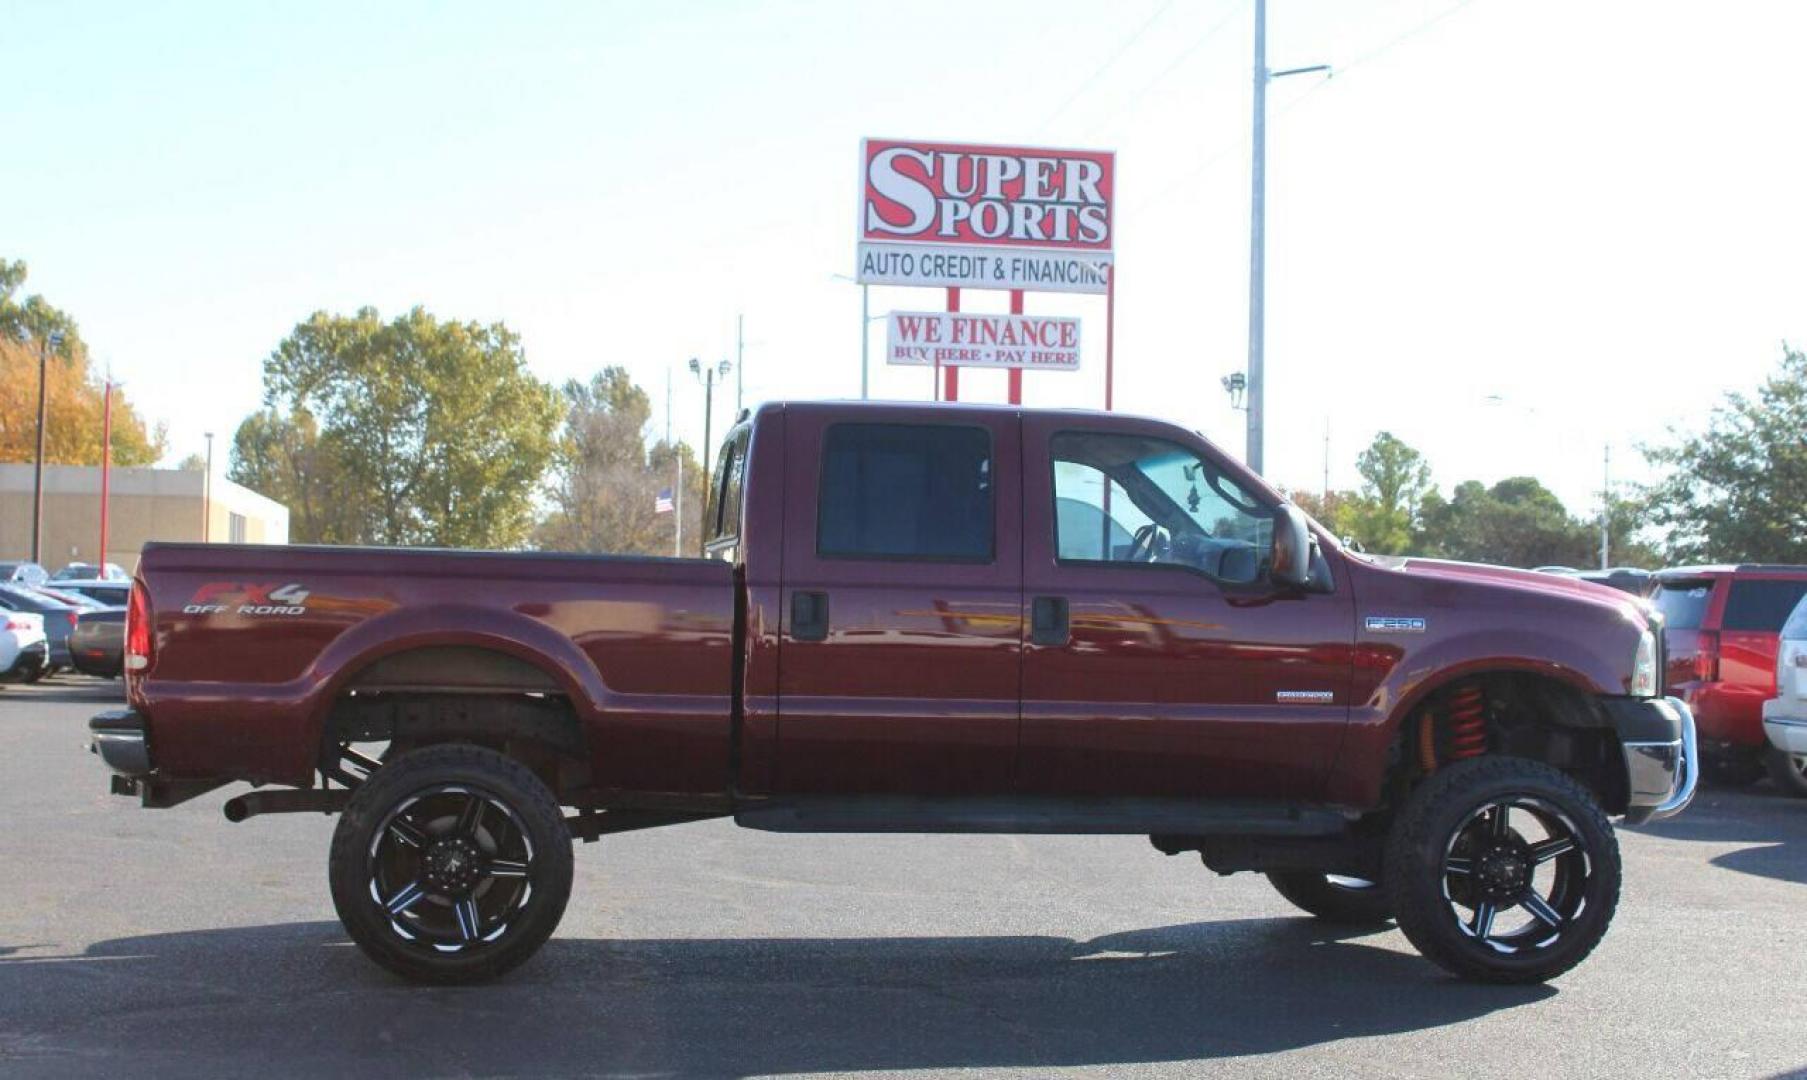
[1631,629,1658,697]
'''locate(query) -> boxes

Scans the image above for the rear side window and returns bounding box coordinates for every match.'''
[1723,579,1807,632]
[709,426,750,545]
[817,423,992,561]
[1652,579,1714,630]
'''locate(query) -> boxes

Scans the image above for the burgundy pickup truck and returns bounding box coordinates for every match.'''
[90,401,1695,985]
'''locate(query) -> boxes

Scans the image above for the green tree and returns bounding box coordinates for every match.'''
[1643,344,1807,563]
[233,306,561,547]
[535,367,706,555]
[1415,477,1595,567]
[1344,432,1432,553]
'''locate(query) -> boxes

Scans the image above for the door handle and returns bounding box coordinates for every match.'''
[791,590,830,642]
[1030,595,1069,647]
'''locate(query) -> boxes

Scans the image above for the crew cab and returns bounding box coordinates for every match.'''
[89,401,1696,985]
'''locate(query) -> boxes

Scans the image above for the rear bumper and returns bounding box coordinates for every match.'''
[1762,698,1807,756]
[88,708,152,778]
[3,640,48,678]
[1608,695,1698,825]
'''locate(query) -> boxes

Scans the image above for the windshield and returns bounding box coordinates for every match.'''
[1652,579,1715,630]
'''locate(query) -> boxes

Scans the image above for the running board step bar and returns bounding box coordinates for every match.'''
[734,797,1354,836]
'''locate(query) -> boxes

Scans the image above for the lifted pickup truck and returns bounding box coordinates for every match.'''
[90,401,1695,984]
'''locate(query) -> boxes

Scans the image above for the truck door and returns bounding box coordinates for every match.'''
[775,407,1023,796]
[1017,412,1353,800]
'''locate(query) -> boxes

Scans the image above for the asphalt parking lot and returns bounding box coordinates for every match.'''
[3,678,1804,1079]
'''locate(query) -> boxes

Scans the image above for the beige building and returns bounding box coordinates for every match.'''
[0,464,288,574]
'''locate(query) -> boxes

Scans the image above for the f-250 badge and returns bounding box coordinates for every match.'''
[1365,615,1427,633]
[184,582,311,616]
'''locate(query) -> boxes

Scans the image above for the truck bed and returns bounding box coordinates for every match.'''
[133,543,738,794]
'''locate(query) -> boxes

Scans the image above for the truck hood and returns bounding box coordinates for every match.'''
[1365,555,1650,621]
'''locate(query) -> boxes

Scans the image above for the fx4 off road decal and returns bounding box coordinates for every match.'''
[184,582,311,616]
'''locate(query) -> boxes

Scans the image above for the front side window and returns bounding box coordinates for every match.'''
[1051,431,1272,584]
[817,423,992,560]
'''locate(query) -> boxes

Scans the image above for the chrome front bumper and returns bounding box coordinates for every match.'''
[1617,695,1698,825]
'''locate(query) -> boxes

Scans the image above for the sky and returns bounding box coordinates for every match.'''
[5,0,1805,520]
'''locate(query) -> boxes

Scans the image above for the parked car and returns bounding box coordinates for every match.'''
[1577,568,1654,596]
[0,583,83,673]
[1,609,48,683]
[0,560,49,587]
[55,579,130,608]
[52,562,129,582]
[1652,564,1807,785]
[1759,593,1807,798]
[89,401,1695,986]
[68,606,125,678]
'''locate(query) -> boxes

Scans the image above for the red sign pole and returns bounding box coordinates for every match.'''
[1007,290,1024,405]
[943,287,960,402]
[1104,270,1115,411]
[99,381,112,566]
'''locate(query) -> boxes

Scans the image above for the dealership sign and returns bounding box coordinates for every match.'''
[885,311,1081,371]
[857,139,1114,294]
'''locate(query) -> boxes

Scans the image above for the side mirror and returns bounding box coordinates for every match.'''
[1271,504,1314,589]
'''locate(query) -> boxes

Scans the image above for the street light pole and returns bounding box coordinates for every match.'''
[30,329,65,564]
[690,356,732,556]
[860,284,870,400]
[1244,0,1327,476]
[203,432,215,542]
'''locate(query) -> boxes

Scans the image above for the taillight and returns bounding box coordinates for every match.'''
[1694,630,1720,682]
[125,581,153,674]
[66,611,78,630]
[4,617,31,632]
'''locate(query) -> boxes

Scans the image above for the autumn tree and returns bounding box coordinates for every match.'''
[230,306,561,548]
[1643,344,1807,563]
[0,258,166,466]
[535,367,706,555]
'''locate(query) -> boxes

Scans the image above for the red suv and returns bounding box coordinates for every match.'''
[1653,564,1807,784]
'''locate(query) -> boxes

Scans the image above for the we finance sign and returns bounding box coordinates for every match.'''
[886,311,1081,371]
[857,139,1114,294]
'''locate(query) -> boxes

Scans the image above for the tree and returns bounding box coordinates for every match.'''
[176,453,207,471]
[1643,344,1807,563]
[1342,432,1432,554]
[0,259,166,466]
[231,306,561,548]
[1415,477,1595,567]
[535,367,706,555]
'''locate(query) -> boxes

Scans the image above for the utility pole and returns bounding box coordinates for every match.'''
[689,356,731,555]
[203,432,215,542]
[1244,0,1327,476]
[736,314,745,414]
[30,329,65,564]
[860,285,871,400]
[100,379,114,568]
[1322,416,1330,501]
[1600,445,1611,570]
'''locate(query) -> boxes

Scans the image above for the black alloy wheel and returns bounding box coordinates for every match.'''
[1387,756,1620,983]
[329,744,573,984]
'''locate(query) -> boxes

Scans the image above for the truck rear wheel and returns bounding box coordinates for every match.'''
[1265,871,1393,925]
[1385,756,1620,984]
[328,743,573,984]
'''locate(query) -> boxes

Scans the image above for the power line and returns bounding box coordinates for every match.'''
[1036,0,1179,135]
[1081,0,1250,141]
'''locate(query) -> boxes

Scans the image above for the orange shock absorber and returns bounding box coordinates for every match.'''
[1446,685,1488,759]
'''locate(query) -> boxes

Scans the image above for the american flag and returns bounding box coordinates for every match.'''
[654,488,675,514]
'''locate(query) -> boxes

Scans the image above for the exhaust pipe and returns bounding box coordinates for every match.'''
[223,789,350,822]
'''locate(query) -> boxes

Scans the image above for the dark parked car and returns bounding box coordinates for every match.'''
[55,579,130,608]
[52,561,129,582]
[0,560,49,587]
[1577,568,1654,596]
[69,606,124,678]
[0,582,82,673]
[90,401,1694,986]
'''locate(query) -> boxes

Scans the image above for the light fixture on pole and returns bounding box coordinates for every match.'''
[1246,0,1328,475]
[30,328,66,564]
[1221,372,1248,411]
[689,356,732,555]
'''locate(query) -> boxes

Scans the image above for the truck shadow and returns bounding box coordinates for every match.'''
[0,917,1552,1077]
[1624,788,1807,885]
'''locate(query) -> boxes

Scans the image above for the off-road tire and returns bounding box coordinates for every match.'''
[1266,871,1393,925]
[329,743,573,984]
[1763,745,1807,798]
[1385,756,1620,984]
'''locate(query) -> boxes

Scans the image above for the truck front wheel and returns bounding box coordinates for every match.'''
[1385,756,1620,984]
[328,744,573,984]
[1265,871,1393,925]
